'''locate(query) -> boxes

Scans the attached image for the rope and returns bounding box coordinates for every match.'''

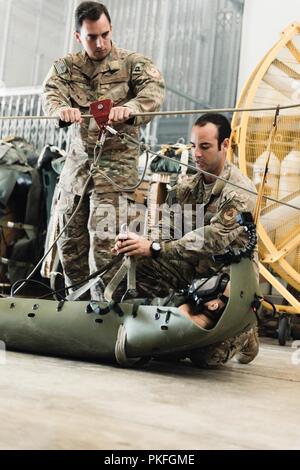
[92,144,150,192]
[114,130,300,213]
[8,101,300,296]
[3,107,291,210]
[13,174,92,295]
[253,106,280,224]
[1,102,300,121]
[13,130,108,296]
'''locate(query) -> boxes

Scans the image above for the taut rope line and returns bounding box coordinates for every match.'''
[1,102,300,121]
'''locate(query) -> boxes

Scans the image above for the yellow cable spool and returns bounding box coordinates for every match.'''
[229,23,300,314]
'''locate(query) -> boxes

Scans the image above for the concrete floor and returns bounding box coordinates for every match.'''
[0,339,299,450]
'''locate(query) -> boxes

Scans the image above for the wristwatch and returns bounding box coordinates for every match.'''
[150,240,161,259]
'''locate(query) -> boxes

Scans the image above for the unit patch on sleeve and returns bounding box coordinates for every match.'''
[133,62,144,74]
[54,59,68,75]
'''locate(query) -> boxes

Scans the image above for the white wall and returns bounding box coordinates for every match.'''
[0,0,75,88]
[238,0,300,96]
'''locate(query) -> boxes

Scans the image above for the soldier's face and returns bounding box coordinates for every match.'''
[190,123,228,177]
[75,14,112,60]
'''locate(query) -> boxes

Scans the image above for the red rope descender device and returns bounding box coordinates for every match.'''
[90,99,113,130]
[90,99,116,154]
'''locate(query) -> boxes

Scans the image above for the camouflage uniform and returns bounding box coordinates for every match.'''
[159,160,258,279]
[125,161,258,297]
[42,44,165,291]
[115,161,259,367]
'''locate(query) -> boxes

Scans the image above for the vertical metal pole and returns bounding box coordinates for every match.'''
[149,0,170,146]
[133,0,143,52]
[0,0,13,84]
[32,0,43,86]
[64,0,79,53]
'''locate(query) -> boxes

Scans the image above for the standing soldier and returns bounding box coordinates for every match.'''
[42,1,165,297]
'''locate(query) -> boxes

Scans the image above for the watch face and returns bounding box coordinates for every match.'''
[152,241,161,251]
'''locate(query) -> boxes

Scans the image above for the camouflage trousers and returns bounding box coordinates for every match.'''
[56,188,135,297]
[189,327,258,368]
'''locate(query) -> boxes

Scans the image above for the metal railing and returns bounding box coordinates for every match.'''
[0,87,71,150]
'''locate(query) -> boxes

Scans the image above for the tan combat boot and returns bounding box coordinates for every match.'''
[235,327,259,364]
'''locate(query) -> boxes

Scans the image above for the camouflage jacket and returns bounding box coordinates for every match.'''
[159,161,258,276]
[42,44,165,194]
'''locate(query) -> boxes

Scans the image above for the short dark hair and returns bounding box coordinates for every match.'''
[194,113,231,149]
[75,1,111,32]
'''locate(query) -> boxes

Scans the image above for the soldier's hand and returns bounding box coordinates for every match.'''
[112,231,151,257]
[108,106,133,124]
[59,107,82,124]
